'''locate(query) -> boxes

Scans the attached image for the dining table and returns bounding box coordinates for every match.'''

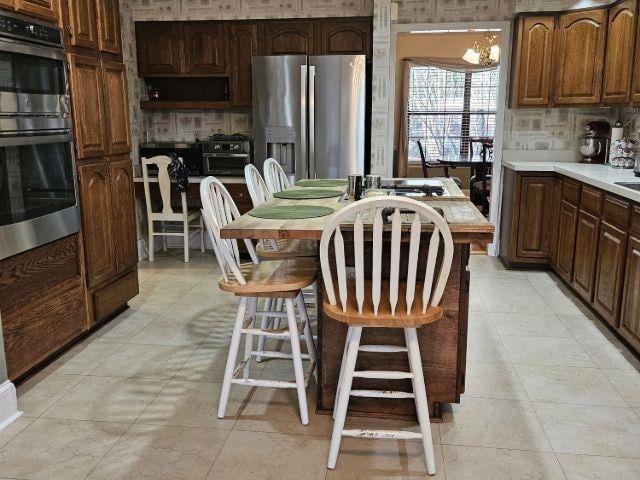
[219,178,495,421]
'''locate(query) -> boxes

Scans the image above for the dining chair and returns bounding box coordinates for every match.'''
[200,176,318,425]
[320,196,454,476]
[141,155,204,262]
[263,158,290,194]
[469,138,493,214]
[416,140,461,187]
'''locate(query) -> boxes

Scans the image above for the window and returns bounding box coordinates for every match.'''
[407,66,499,162]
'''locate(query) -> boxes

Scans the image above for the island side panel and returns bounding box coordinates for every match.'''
[317,241,469,421]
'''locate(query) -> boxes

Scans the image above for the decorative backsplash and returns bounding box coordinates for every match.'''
[142,110,253,142]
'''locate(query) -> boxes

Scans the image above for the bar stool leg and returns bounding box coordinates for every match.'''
[218,296,248,419]
[296,293,317,377]
[273,298,283,330]
[243,297,258,378]
[328,326,362,469]
[405,327,436,475]
[333,326,353,419]
[285,297,309,425]
[255,298,273,363]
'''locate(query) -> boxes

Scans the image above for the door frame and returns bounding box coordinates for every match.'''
[387,20,512,256]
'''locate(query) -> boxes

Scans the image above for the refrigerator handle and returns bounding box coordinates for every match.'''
[308,65,316,179]
[300,64,308,179]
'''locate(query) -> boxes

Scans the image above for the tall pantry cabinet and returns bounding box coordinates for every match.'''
[61,0,138,326]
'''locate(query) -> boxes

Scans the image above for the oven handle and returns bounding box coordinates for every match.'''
[0,132,72,147]
[204,153,251,158]
[0,38,65,61]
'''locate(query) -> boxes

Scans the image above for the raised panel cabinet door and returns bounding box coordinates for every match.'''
[260,21,313,55]
[315,19,372,58]
[554,9,607,105]
[78,161,117,287]
[571,209,600,302]
[15,0,57,22]
[230,23,258,107]
[97,0,122,55]
[593,222,627,327]
[514,15,555,107]
[621,236,640,350]
[516,176,554,258]
[554,199,579,281]
[602,0,637,104]
[183,22,227,74]
[108,157,137,273]
[102,61,131,155]
[69,54,107,159]
[136,23,183,75]
[66,0,98,49]
[632,9,640,103]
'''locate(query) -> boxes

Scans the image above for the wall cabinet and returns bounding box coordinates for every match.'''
[0,0,14,9]
[260,22,314,55]
[572,210,600,301]
[514,16,555,107]
[14,0,57,22]
[136,23,183,75]
[314,19,372,57]
[621,235,640,350]
[97,0,122,54]
[183,23,227,74]
[602,0,637,103]
[66,0,98,50]
[230,23,258,107]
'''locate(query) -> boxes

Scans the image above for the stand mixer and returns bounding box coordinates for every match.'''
[578,121,611,164]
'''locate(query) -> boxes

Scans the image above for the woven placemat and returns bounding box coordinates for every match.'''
[249,205,335,219]
[296,179,348,187]
[273,188,342,199]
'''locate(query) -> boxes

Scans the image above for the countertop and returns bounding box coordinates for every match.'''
[503,161,640,203]
[133,175,247,184]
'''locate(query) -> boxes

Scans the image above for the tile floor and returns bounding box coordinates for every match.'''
[1,252,640,479]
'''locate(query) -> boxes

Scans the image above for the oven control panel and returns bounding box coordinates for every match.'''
[0,13,62,47]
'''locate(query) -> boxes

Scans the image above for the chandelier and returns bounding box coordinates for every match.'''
[462,33,500,66]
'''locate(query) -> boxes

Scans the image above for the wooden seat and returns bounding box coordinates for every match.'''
[219,258,318,297]
[323,280,443,327]
[256,239,317,259]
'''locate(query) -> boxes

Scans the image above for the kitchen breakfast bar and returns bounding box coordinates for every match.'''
[220,181,494,420]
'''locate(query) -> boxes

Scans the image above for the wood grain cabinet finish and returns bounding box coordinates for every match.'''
[260,21,313,55]
[69,54,107,159]
[554,9,607,105]
[14,0,57,22]
[66,0,98,49]
[572,209,600,302]
[78,161,117,287]
[593,221,628,327]
[97,0,122,55]
[632,13,640,103]
[183,23,227,74]
[230,23,257,107]
[602,0,637,104]
[554,199,579,281]
[514,16,555,107]
[136,23,183,75]
[102,60,131,154]
[0,0,15,9]
[314,19,372,58]
[109,157,137,273]
[516,176,555,258]
[621,236,640,351]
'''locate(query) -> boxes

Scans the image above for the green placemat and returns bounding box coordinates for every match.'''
[249,205,335,219]
[296,179,348,187]
[274,188,342,199]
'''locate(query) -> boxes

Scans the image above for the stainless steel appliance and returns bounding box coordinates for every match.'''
[252,55,366,181]
[201,133,252,177]
[139,141,204,176]
[578,121,611,164]
[0,12,79,261]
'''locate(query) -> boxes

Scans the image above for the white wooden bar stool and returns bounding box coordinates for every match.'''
[320,196,454,476]
[200,176,318,425]
[141,155,204,262]
[263,157,291,193]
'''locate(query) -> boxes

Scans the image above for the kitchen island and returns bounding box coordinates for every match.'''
[220,181,494,420]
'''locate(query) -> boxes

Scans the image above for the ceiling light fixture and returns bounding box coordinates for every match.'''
[462,32,500,66]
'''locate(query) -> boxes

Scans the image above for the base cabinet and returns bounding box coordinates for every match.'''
[572,210,600,301]
[554,200,579,282]
[594,222,628,327]
[621,236,640,350]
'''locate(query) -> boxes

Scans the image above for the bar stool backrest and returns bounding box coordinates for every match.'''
[200,176,258,284]
[263,158,290,194]
[319,196,454,315]
[141,155,188,216]
[245,163,272,207]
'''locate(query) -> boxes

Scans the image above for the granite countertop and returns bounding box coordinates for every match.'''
[503,161,640,203]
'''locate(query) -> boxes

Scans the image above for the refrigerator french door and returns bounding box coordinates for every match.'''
[252,54,366,181]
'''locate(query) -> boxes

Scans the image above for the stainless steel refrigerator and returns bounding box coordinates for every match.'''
[252,54,366,181]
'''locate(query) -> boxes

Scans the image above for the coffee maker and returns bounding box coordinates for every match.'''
[578,121,611,164]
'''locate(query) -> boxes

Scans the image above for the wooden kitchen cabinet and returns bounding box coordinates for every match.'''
[513,15,555,107]
[136,23,183,75]
[0,0,14,10]
[516,176,555,259]
[260,21,314,55]
[69,54,107,159]
[314,19,372,58]
[632,7,640,103]
[554,199,579,282]
[593,221,628,327]
[102,60,131,154]
[109,157,138,274]
[554,9,607,105]
[621,236,640,351]
[572,210,600,302]
[602,0,637,104]
[97,0,122,55]
[78,161,117,287]
[183,23,227,74]
[66,0,98,49]
[15,0,57,22]
[230,23,258,107]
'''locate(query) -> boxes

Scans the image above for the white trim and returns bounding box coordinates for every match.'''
[387,20,512,256]
[0,381,22,432]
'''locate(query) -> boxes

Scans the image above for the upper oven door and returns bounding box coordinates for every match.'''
[0,38,70,116]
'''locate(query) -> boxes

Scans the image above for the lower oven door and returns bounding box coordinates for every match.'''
[0,133,80,260]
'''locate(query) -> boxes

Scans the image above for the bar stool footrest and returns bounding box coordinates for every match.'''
[341,429,423,440]
[352,370,414,380]
[350,389,415,399]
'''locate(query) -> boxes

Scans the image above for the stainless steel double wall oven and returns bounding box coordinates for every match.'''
[0,12,79,260]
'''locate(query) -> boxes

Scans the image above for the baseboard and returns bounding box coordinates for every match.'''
[0,381,21,431]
